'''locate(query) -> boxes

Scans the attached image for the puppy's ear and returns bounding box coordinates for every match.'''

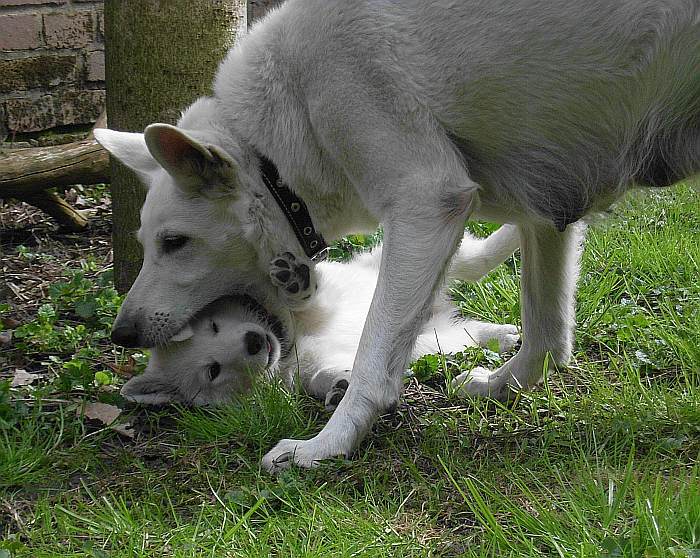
[144,123,235,193]
[170,324,194,343]
[120,373,180,405]
[93,129,159,186]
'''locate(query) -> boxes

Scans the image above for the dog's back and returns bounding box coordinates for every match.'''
[223,0,699,229]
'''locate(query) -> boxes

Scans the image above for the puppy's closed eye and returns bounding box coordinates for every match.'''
[211,321,219,334]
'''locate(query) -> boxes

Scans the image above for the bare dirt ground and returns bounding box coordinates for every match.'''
[1,189,113,320]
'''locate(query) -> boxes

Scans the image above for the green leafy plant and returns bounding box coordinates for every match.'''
[13,268,122,357]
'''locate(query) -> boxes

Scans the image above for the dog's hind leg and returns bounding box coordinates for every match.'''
[452,222,585,400]
[300,368,352,411]
[446,224,520,283]
[415,319,520,356]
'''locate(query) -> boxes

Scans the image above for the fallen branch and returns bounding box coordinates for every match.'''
[21,190,88,232]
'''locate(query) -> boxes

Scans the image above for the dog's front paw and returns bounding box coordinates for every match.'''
[262,410,361,473]
[269,252,317,307]
[262,436,347,473]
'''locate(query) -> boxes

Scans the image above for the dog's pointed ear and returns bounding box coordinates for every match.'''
[144,123,235,192]
[170,324,194,343]
[120,373,180,405]
[93,129,159,186]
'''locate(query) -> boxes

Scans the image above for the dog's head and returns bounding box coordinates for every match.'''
[121,296,286,406]
[95,98,302,347]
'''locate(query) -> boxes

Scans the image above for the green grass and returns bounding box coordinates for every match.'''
[1,186,698,557]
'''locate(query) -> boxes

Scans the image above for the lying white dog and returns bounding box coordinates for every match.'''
[96,0,699,470]
[121,227,520,407]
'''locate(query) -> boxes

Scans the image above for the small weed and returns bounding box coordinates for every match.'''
[329,229,384,261]
[13,268,122,360]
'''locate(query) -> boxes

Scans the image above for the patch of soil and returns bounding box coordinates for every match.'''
[1,189,113,321]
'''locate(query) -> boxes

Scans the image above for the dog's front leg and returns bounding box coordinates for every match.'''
[452,222,585,399]
[262,192,475,471]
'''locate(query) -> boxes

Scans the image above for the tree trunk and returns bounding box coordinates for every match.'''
[104,0,245,293]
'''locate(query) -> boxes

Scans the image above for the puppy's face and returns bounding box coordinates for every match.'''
[121,298,284,406]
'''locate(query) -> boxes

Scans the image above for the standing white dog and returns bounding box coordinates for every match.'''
[96,0,699,471]
[121,228,520,407]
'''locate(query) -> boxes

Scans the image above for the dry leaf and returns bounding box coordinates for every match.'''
[2,317,20,329]
[106,355,136,378]
[81,402,122,425]
[0,331,13,346]
[110,422,135,439]
[11,369,41,387]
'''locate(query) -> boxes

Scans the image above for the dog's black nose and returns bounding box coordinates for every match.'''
[244,331,266,355]
[111,325,140,348]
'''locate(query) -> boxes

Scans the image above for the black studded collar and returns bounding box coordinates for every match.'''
[255,151,329,262]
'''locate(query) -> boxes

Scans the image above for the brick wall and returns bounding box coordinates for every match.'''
[0,0,105,140]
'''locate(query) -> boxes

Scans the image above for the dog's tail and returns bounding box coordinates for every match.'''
[446,224,519,283]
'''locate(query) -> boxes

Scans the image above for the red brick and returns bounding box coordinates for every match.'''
[86,50,104,81]
[55,89,105,126]
[44,11,94,48]
[0,14,42,50]
[6,89,105,132]
[5,95,56,132]
[0,54,78,94]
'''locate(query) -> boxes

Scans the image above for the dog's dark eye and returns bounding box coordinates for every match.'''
[162,235,189,254]
[211,321,219,334]
[208,362,221,381]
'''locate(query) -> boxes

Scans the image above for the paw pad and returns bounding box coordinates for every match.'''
[270,252,313,297]
[273,269,291,283]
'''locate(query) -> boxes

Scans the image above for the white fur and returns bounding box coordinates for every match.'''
[123,228,520,407]
[95,0,699,470]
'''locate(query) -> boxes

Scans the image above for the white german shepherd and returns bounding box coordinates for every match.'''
[121,228,520,408]
[95,0,699,471]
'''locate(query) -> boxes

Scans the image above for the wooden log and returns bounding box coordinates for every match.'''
[0,139,109,198]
